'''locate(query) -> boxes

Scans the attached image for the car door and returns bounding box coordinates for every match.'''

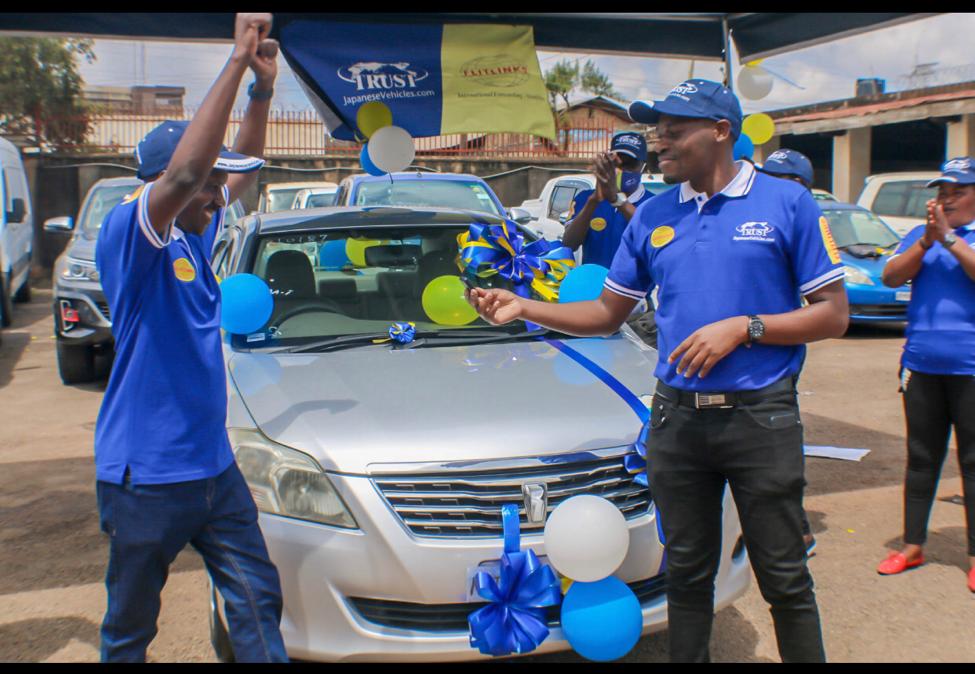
[1,162,31,288]
[531,178,591,243]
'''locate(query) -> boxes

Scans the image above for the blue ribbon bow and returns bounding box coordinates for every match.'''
[468,504,562,656]
[623,422,650,488]
[388,321,416,344]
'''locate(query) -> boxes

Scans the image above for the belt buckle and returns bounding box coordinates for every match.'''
[695,393,733,409]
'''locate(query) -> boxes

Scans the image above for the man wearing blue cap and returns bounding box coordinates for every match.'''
[760,148,815,190]
[467,79,849,662]
[93,13,288,662]
[878,157,975,593]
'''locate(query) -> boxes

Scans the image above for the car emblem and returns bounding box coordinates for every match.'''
[522,482,548,524]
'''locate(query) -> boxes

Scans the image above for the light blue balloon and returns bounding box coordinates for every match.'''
[220,273,273,335]
[558,264,609,304]
[360,144,386,176]
[733,134,755,161]
[561,576,642,662]
[319,239,351,270]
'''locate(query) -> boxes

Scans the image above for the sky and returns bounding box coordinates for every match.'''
[75,14,975,116]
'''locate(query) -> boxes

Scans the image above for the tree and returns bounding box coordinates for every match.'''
[544,58,621,152]
[0,37,96,150]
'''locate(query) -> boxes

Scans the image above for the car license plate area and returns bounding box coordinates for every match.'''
[896,290,911,302]
[466,556,563,602]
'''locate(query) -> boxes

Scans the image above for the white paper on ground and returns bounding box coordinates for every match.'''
[803,445,871,462]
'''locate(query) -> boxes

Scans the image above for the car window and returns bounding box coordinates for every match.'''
[306,192,337,208]
[548,185,579,219]
[81,183,140,237]
[871,181,935,219]
[223,201,242,229]
[243,224,539,345]
[211,237,230,275]
[267,188,304,212]
[353,180,505,217]
[822,209,900,249]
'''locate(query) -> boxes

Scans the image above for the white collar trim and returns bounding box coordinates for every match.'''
[679,160,756,204]
[627,184,646,204]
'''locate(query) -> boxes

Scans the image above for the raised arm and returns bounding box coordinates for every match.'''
[146,13,272,234]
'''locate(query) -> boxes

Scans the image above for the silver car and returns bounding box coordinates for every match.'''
[208,206,751,662]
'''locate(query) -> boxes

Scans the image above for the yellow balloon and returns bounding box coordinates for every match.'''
[345,238,385,267]
[421,275,478,326]
[356,101,393,139]
[742,113,775,146]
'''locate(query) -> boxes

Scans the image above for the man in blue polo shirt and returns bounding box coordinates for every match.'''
[93,13,288,662]
[466,79,849,662]
[760,148,815,190]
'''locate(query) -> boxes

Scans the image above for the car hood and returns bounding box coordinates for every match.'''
[66,234,97,262]
[228,335,657,474]
[839,248,893,278]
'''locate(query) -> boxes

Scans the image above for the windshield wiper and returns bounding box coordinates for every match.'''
[274,328,542,354]
[402,327,555,349]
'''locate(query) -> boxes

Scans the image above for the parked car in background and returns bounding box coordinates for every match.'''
[812,188,838,202]
[820,202,911,323]
[518,173,669,242]
[46,176,245,384]
[206,205,750,662]
[259,181,339,213]
[0,136,34,329]
[291,186,339,210]
[856,171,939,236]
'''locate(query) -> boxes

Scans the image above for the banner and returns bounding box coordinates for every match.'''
[280,20,556,141]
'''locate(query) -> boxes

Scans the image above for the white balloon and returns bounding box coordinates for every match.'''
[543,495,629,582]
[367,125,416,173]
[737,66,774,100]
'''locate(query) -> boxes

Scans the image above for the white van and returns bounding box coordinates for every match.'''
[856,171,939,237]
[0,137,33,327]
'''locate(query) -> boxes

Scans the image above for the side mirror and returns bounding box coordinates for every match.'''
[6,198,26,223]
[507,207,533,225]
[44,216,74,233]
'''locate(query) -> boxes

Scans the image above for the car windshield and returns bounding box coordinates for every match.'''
[823,208,900,249]
[243,224,540,347]
[304,192,337,208]
[813,192,836,201]
[354,179,504,217]
[81,183,140,237]
[268,188,304,212]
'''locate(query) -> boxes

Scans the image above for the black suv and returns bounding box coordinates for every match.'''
[46,177,244,383]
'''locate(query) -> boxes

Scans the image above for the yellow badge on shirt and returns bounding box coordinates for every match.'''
[590,217,607,232]
[650,226,675,248]
[819,216,841,264]
[173,257,196,283]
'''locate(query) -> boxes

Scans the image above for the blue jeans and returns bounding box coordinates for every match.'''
[96,462,288,662]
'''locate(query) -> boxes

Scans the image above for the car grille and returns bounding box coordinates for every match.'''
[850,303,907,317]
[348,574,666,633]
[372,451,651,538]
[95,300,111,322]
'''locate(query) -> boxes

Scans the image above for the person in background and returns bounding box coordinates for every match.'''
[878,157,975,594]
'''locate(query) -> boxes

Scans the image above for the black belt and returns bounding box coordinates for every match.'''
[654,376,796,409]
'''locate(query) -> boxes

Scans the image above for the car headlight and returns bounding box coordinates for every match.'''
[844,265,874,286]
[228,427,358,529]
[60,257,100,282]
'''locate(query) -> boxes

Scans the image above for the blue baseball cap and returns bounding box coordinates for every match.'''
[927,157,975,187]
[628,79,743,140]
[610,131,648,162]
[134,120,265,180]
[760,149,814,186]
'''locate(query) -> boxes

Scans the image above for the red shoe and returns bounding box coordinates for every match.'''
[877,551,925,575]
[968,567,975,593]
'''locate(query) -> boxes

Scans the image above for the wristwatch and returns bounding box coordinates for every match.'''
[611,192,627,208]
[247,81,274,101]
[943,232,958,248]
[747,315,765,344]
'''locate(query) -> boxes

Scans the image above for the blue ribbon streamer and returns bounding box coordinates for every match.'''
[388,322,416,344]
[468,504,562,656]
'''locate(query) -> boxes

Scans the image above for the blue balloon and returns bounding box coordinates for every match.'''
[360,144,386,176]
[733,134,755,161]
[558,264,609,303]
[561,576,643,661]
[220,273,273,335]
[319,239,351,270]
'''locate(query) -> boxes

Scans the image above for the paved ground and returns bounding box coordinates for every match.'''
[1,283,972,663]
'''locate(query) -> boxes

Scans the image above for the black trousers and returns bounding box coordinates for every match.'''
[645,382,825,663]
[902,370,975,556]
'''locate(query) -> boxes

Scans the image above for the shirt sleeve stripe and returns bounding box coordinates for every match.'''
[604,277,647,301]
[799,267,845,295]
[137,182,172,249]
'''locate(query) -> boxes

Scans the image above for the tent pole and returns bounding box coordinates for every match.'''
[722,17,734,93]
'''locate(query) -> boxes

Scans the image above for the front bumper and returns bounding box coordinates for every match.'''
[52,283,113,346]
[255,474,751,662]
[846,283,909,323]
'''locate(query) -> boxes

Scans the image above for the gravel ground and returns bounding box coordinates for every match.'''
[1,283,972,663]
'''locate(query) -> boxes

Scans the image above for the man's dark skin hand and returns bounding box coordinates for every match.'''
[562,151,642,251]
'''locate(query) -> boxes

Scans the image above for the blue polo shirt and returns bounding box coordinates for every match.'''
[94,181,234,485]
[605,161,844,391]
[568,185,654,268]
[892,223,975,375]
